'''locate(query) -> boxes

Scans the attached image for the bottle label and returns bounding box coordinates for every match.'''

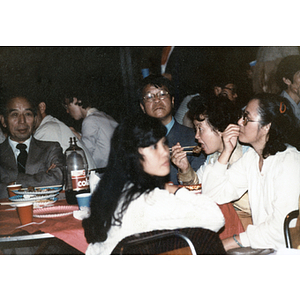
[71,169,89,191]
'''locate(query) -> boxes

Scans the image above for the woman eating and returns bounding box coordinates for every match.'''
[202,93,300,251]
[171,95,250,213]
[82,114,225,254]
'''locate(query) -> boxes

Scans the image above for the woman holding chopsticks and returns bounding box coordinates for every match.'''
[82,114,225,254]
[203,93,300,251]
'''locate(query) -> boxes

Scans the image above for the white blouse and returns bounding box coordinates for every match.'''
[86,187,225,255]
[202,146,300,249]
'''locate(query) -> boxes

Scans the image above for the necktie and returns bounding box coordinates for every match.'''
[16,143,27,173]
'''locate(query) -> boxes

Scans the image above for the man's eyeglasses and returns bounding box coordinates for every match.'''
[143,90,169,103]
[241,111,260,126]
[223,86,237,94]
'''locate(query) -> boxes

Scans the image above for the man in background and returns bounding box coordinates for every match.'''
[62,88,118,169]
[139,75,206,184]
[0,92,64,199]
[276,55,300,120]
[34,99,96,170]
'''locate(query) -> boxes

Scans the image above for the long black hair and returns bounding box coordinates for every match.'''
[254,93,300,158]
[82,114,168,244]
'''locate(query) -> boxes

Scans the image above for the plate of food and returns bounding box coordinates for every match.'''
[179,184,202,194]
[13,186,62,196]
[7,198,58,209]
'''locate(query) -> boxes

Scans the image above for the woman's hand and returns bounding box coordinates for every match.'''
[171,143,190,173]
[218,124,240,165]
[222,235,242,252]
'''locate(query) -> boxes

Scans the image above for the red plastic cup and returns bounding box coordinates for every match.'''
[7,184,22,198]
[16,203,33,225]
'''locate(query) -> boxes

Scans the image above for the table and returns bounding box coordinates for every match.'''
[0,192,88,254]
[0,193,244,255]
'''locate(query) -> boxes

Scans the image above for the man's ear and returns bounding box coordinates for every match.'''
[283,77,292,86]
[38,102,46,115]
[171,96,175,108]
[140,103,146,114]
[0,115,6,128]
[214,86,222,96]
[264,122,271,133]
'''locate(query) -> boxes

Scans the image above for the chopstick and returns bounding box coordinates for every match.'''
[169,146,195,151]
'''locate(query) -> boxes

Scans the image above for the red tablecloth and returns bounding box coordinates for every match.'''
[218,203,245,240]
[1,197,244,254]
[0,197,88,253]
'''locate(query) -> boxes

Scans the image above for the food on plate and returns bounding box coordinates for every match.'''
[185,184,202,191]
[27,186,35,192]
[178,184,202,192]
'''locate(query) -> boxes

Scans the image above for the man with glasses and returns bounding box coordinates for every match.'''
[213,77,238,103]
[139,75,206,184]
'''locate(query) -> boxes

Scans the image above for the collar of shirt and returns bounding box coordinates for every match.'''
[281,90,300,119]
[165,117,175,136]
[9,136,32,161]
[86,107,99,117]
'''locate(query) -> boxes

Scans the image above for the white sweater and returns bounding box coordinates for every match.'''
[202,146,300,250]
[86,187,225,255]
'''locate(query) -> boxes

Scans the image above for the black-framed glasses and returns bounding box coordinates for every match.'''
[143,90,169,103]
[223,86,237,95]
[241,111,260,126]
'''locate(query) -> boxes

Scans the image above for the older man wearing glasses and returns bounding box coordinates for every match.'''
[139,75,206,184]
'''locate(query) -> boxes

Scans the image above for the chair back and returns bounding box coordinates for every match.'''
[284,210,300,249]
[111,227,226,255]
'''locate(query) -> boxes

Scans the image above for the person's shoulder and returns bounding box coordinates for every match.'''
[170,121,195,139]
[279,145,300,158]
[84,110,118,128]
[172,120,194,134]
[32,137,61,149]
[0,138,8,147]
[39,117,62,131]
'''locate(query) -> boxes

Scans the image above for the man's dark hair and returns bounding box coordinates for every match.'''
[276,55,300,90]
[138,74,174,104]
[61,78,100,109]
[0,88,38,119]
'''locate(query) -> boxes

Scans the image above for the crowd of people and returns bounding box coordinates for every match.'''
[0,47,300,254]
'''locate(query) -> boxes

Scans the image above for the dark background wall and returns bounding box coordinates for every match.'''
[0,46,258,129]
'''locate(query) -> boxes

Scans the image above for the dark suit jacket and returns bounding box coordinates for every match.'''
[0,137,64,199]
[167,120,206,184]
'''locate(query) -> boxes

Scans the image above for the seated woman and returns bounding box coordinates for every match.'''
[171,95,250,214]
[82,114,225,255]
[202,93,300,251]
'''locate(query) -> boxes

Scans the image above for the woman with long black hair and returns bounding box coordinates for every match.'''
[83,114,225,254]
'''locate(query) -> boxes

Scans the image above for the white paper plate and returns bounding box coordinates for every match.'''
[9,198,58,209]
[13,186,62,196]
[33,205,78,218]
[9,194,59,202]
